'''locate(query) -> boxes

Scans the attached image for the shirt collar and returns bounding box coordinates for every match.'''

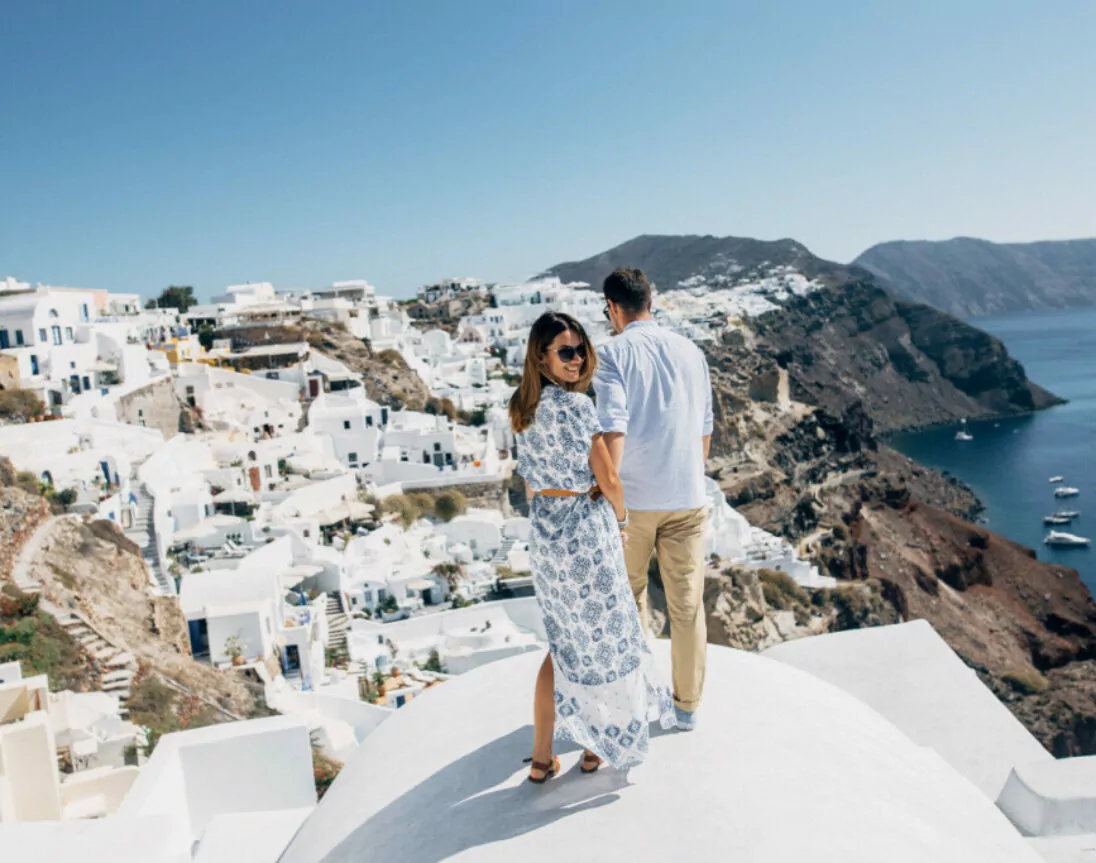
[623,319,658,333]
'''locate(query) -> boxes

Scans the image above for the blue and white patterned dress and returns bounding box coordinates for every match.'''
[517,384,675,768]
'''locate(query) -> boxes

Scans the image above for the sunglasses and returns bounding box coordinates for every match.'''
[549,345,586,364]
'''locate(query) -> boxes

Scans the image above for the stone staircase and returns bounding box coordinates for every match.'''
[325,594,350,654]
[124,482,172,596]
[50,607,138,715]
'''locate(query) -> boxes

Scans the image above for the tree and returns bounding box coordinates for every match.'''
[382,595,399,614]
[434,490,467,522]
[424,649,444,673]
[466,407,487,427]
[148,286,197,313]
[197,324,215,351]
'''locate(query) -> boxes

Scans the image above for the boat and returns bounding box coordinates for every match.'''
[955,431,974,442]
[1049,476,1064,483]
[1044,531,1091,548]
[1054,487,1081,498]
[1045,515,1074,526]
[1057,510,1081,519]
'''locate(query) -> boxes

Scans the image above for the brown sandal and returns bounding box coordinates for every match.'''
[580,751,602,774]
[524,755,561,784]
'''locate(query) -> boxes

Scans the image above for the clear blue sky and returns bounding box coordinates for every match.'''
[2,0,1094,300]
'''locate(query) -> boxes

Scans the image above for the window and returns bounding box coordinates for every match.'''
[137,409,143,417]
[14,330,23,346]
[433,442,441,452]
[264,465,273,478]
[248,451,257,461]
[348,452,358,465]
[366,416,373,427]
[0,330,8,349]
[38,328,46,342]
[65,327,73,340]
[30,355,38,375]
[80,304,89,323]
[82,376,90,390]
[51,326,62,345]
[343,420,351,430]
[49,309,59,318]
[70,361,76,369]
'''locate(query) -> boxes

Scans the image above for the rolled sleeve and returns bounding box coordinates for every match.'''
[593,350,629,435]
[701,355,714,436]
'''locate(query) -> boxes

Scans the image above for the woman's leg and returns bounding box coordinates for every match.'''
[530,652,555,778]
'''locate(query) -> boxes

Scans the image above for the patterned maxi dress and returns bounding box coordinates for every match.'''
[517,384,676,768]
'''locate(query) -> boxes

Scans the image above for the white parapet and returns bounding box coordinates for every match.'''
[998,757,1096,837]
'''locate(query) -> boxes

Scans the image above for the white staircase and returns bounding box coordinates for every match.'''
[490,536,516,566]
[325,594,350,653]
[124,482,171,596]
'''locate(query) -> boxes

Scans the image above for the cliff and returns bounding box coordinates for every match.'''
[753,279,1064,432]
[855,237,1096,318]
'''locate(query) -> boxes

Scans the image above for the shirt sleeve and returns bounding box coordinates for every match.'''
[701,353,714,436]
[570,391,602,441]
[592,348,629,435]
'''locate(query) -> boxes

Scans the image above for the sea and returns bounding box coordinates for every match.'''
[888,305,1096,596]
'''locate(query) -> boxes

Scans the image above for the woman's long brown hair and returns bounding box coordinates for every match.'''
[508,312,597,434]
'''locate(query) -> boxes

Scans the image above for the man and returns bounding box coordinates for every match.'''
[593,267,713,731]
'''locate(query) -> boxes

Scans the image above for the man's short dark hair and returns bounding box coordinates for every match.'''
[602,267,652,313]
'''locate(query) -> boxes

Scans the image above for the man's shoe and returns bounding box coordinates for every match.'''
[675,707,698,731]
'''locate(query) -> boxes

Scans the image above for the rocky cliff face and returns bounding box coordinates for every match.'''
[855,237,1096,318]
[753,279,1063,432]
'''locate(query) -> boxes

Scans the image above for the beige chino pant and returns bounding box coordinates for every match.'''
[622,507,708,711]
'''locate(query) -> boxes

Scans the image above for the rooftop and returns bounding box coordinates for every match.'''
[279,641,1041,863]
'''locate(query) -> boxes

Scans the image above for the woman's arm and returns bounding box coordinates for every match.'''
[589,433,626,523]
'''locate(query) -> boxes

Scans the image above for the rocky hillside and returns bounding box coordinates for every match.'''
[403,293,490,335]
[855,237,1096,318]
[223,320,431,410]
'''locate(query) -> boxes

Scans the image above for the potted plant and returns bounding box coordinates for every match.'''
[224,634,246,666]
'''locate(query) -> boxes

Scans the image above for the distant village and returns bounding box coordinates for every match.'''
[0,266,828,829]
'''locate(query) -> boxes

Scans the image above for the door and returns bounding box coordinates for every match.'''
[284,645,301,673]
[248,466,261,491]
[308,378,320,398]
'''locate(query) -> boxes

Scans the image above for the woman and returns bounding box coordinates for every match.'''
[510,311,674,783]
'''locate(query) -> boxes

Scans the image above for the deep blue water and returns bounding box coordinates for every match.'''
[889,305,1096,594]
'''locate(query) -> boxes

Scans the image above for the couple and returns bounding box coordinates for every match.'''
[509,267,714,782]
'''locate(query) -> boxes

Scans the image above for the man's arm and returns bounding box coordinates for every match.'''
[701,353,714,465]
[592,350,629,470]
[603,432,626,472]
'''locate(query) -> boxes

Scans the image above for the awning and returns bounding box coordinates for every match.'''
[317,500,374,526]
[213,488,255,504]
[406,578,436,592]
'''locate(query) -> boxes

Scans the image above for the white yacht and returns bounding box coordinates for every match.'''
[1045,531,1091,548]
[1049,476,1065,483]
[955,431,974,442]
[1057,510,1081,519]
[1045,514,1074,526]
[1054,487,1081,498]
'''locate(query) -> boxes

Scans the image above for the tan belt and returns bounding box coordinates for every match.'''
[535,486,601,499]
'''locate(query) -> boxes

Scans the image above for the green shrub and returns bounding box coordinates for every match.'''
[1003,669,1050,695]
[758,569,809,610]
[434,490,467,522]
[0,390,45,422]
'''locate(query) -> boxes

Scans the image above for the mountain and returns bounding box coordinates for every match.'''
[544,233,858,292]
[854,237,1096,318]
[544,234,1062,432]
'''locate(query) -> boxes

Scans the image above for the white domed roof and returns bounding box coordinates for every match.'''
[279,643,1040,863]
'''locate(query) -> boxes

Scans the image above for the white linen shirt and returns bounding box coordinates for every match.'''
[592,320,713,512]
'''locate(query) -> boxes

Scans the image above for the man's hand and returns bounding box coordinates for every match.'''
[702,434,711,462]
